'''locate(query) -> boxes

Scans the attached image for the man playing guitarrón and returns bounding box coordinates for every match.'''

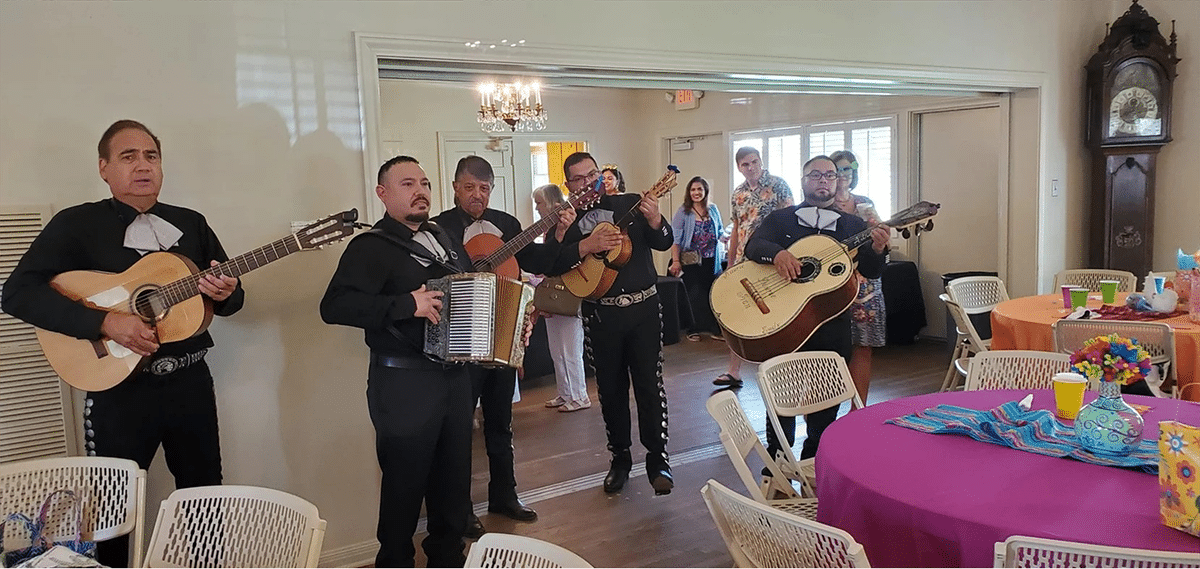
[744,155,889,463]
[548,152,676,496]
[2,119,243,567]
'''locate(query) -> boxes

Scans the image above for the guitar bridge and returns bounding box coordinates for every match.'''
[739,278,771,315]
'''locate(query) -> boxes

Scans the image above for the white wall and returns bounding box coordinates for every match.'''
[2,0,1197,562]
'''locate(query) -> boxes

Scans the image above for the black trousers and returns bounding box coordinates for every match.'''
[582,299,669,471]
[468,365,518,505]
[765,316,853,461]
[681,258,720,335]
[368,361,472,568]
[88,362,223,567]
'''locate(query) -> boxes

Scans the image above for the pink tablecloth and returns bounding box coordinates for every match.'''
[815,389,1200,568]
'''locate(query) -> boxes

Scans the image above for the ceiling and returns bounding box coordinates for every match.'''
[378,57,1003,97]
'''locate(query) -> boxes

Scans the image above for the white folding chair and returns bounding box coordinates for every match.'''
[963,350,1079,391]
[701,479,871,568]
[705,391,819,520]
[1053,269,1138,292]
[756,352,863,498]
[1052,320,1176,397]
[465,533,593,568]
[940,293,987,391]
[143,485,326,568]
[0,456,146,567]
[944,276,1009,387]
[994,535,1200,567]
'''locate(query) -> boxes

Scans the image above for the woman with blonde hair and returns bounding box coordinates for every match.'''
[531,183,590,412]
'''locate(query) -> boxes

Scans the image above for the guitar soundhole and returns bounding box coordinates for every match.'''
[795,257,820,283]
[130,285,168,322]
[829,263,846,277]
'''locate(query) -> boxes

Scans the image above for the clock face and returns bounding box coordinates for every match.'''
[1108,86,1160,137]
[1106,61,1164,139]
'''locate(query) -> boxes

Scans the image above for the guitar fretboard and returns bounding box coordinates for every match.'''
[154,235,303,308]
[476,201,572,271]
[613,168,679,229]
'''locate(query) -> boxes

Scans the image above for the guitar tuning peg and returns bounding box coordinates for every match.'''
[913,225,922,236]
[901,228,911,239]
[925,220,934,232]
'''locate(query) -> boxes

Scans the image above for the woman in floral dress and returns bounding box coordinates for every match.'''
[830,149,886,404]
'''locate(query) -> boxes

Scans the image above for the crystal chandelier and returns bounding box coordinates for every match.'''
[477,81,547,133]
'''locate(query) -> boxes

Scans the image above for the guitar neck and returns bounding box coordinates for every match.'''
[477,203,567,270]
[156,234,305,308]
[614,170,678,228]
[841,226,878,253]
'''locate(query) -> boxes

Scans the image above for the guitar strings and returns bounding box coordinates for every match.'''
[130,236,297,316]
[750,229,876,297]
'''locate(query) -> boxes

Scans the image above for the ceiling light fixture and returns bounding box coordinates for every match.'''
[477,81,546,132]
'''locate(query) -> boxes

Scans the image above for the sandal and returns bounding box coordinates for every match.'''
[558,398,592,412]
[713,373,743,388]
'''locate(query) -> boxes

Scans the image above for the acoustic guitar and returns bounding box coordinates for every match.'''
[466,182,604,279]
[561,165,680,300]
[35,210,360,391]
[712,201,940,362]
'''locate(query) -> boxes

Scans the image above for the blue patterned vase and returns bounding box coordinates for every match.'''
[1075,381,1144,456]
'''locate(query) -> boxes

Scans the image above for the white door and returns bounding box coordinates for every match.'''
[664,134,728,225]
[916,106,1002,339]
[437,135,515,216]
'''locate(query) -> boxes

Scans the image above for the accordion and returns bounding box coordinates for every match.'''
[424,272,536,368]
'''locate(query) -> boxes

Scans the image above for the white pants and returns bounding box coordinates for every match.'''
[544,314,588,402]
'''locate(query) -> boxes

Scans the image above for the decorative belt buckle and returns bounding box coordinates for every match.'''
[149,356,181,376]
[616,295,633,308]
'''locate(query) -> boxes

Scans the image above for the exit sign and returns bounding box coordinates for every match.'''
[675,89,699,110]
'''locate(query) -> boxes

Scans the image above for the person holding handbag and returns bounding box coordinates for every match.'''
[668,176,726,342]
[531,183,591,413]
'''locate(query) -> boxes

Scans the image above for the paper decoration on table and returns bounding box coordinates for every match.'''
[1159,421,1200,537]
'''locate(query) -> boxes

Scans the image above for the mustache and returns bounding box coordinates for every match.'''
[411,197,430,207]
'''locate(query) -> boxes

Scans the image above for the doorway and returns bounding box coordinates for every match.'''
[915,105,1004,339]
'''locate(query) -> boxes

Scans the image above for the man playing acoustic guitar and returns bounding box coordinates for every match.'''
[744,155,889,463]
[2,119,243,567]
[548,152,676,496]
[430,156,563,536]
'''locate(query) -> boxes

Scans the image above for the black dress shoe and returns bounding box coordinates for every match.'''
[603,463,631,493]
[488,500,538,522]
[649,468,674,495]
[464,512,486,540]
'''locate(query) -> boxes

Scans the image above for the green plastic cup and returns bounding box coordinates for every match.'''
[1099,280,1119,304]
[1070,288,1090,309]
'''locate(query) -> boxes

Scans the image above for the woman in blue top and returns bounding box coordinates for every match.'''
[668,176,726,341]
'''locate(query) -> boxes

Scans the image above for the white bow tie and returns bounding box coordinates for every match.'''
[124,213,183,255]
[795,207,839,231]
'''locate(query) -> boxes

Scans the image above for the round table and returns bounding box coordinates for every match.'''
[991,292,1200,401]
[815,389,1200,568]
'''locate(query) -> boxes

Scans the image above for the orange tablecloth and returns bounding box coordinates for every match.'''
[991,292,1200,401]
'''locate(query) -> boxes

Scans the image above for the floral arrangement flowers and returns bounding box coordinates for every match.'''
[1069,334,1152,385]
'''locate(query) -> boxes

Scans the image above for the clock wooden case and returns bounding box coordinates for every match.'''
[1085,0,1180,277]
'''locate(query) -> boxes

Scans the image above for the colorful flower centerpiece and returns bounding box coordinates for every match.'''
[1070,334,1150,456]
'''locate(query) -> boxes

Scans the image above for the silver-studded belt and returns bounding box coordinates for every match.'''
[593,285,657,307]
[145,349,208,376]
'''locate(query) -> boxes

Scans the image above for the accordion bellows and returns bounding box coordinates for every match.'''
[424,272,535,368]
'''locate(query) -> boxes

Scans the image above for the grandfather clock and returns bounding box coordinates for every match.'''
[1085,0,1180,277]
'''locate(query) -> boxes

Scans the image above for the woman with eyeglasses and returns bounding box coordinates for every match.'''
[667,176,726,341]
[829,149,886,404]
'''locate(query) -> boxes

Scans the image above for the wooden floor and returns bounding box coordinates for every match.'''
[414,337,949,567]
